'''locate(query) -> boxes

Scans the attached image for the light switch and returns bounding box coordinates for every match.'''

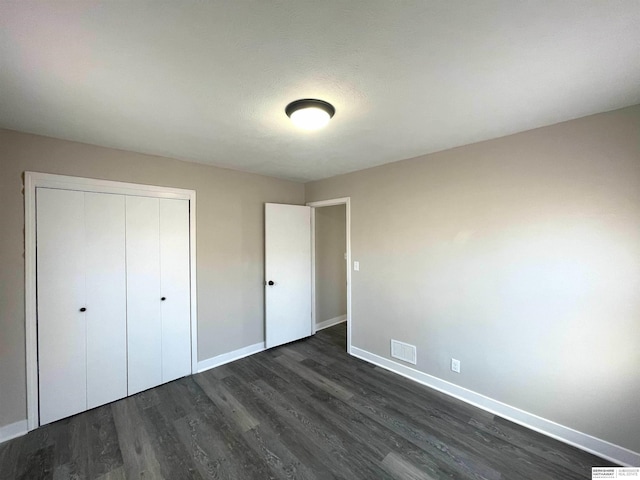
[354,261,360,271]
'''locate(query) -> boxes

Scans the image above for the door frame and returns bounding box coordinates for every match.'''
[24,172,198,431]
[307,197,352,354]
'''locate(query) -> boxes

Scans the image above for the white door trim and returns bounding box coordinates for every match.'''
[306,197,352,355]
[24,171,198,431]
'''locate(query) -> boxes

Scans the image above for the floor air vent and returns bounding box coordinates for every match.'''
[390,339,417,365]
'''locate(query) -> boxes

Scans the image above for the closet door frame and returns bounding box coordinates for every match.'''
[24,171,198,431]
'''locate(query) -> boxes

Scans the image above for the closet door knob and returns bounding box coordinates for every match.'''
[79,307,87,312]
[161,297,166,301]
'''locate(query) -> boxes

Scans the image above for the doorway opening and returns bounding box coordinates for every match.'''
[308,198,351,353]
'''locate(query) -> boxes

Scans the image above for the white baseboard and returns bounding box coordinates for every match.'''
[350,346,640,467]
[0,419,28,444]
[316,314,347,331]
[197,342,266,373]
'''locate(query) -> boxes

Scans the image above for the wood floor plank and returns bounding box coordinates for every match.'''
[295,357,506,478]
[280,338,339,367]
[348,386,590,480]
[173,413,247,480]
[62,410,91,478]
[247,378,396,479]
[345,392,502,480]
[0,323,613,479]
[304,351,606,480]
[274,353,354,402]
[468,415,617,474]
[52,463,72,480]
[169,377,279,480]
[111,398,164,479]
[301,385,477,480]
[301,358,523,479]
[194,374,261,433]
[0,433,24,480]
[94,466,126,480]
[85,405,124,478]
[241,424,320,480]
[382,452,438,480]
[278,345,308,363]
[222,374,346,480]
[168,377,254,479]
[16,445,54,480]
[137,404,203,480]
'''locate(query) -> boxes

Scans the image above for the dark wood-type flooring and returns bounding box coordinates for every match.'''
[0,323,613,479]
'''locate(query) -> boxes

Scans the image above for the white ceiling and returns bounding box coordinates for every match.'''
[1,1,639,182]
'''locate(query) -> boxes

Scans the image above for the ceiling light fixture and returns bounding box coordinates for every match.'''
[285,99,335,130]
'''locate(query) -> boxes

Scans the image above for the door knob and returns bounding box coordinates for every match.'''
[267,280,275,286]
[161,297,166,301]
[79,307,87,312]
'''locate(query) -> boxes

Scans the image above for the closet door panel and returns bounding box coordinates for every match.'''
[159,199,192,382]
[36,188,87,425]
[126,196,162,394]
[84,193,128,409]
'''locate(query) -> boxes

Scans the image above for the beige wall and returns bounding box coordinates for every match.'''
[306,105,640,453]
[315,205,347,324]
[0,129,304,428]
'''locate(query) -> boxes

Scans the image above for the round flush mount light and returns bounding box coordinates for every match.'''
[285,99,335,130]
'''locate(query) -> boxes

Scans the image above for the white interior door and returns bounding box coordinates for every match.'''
[126,196,162,394]
[265,203,312,348]
[84,193,128,409]
[37,188,87,425]
[159,198,192,382]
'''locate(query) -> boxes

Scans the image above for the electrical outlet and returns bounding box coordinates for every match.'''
[451,358,461,373]
[354,261,360,271]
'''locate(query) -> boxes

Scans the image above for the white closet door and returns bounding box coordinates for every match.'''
[84,193,127,409]
[126,196,162,395]
[159,198,192,382]
[37,188,87,425]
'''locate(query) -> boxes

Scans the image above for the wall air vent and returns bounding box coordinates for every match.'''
[390,339,417,365]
